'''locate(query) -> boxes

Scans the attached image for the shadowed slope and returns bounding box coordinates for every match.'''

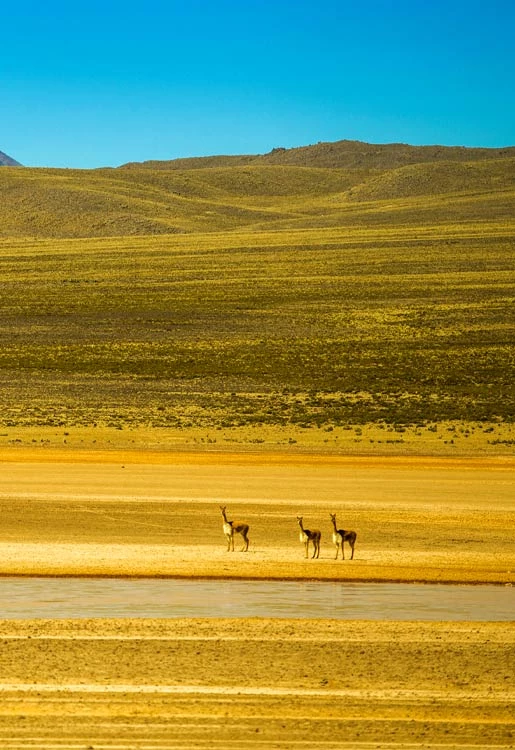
[0,150,21,167]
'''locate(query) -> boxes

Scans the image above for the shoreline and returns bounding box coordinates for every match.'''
[0,546,512,585]
[0,571,512,586]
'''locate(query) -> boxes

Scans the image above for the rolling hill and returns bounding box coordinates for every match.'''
[0,140,514,239]
[0,139,513,450]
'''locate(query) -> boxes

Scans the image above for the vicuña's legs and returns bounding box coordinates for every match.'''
[346,530,357,560]
[238,526,250,552]
[312,530,321,558]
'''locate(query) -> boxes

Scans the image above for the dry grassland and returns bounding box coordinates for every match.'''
[0,221,513,446]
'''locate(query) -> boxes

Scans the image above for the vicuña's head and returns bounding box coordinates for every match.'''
[296,515,303,523]
[220,505,227,514]
[330,512,337,522]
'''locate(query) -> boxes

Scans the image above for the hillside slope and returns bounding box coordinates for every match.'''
[0,151,514,239]
[0,164,364,237]
[0,139,513,447]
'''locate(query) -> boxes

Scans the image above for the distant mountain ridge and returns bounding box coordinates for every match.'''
[0,150,21,166]
[120,139,515,171]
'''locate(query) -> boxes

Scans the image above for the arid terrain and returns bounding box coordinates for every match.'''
[0,618,513,749]
[0,447,513,583]
[1,138,513,747]
[0,448,513,748]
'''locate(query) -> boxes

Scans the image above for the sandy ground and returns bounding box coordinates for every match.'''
[0,618,513,749]
[0,449,513,583]
[0,448,513,748]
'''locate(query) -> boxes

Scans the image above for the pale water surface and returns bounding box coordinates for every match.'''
[0,578,513,620]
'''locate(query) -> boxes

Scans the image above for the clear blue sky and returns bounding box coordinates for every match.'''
[2,0,514,168]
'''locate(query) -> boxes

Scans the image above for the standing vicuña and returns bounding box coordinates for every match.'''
[296,516,321,559]
[220,505,250,551]
[329,512,357,560]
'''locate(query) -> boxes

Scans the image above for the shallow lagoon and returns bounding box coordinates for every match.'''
[1,577,513,620]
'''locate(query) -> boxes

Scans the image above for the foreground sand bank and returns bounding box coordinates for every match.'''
[0,618,513,749]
